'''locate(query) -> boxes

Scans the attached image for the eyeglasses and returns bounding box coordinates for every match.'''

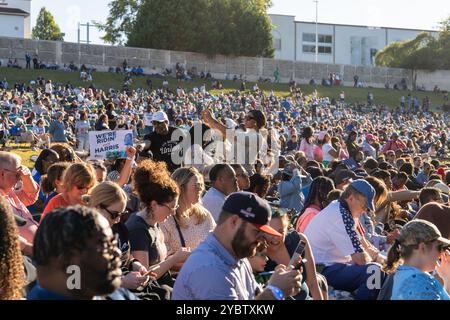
[245,115,255,121]
[255,251,267,258]
[160,203,179,212]
[99,204,128,220]
[1,167,21,179]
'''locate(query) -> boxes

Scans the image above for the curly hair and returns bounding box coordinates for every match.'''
[132,160,179,208]
[34,205,104,267]
[50,144,76,162]
[0,197,25,299]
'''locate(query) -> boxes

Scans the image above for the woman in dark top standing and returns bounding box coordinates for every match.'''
[346,130,361,160]
[106,102,117,130]
[125,160,190,290]
[95,114,110,131]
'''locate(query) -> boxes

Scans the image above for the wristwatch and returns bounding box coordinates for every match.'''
[266,285,284,300]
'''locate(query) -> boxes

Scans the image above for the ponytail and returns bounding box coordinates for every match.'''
[40,175,54,195]
[383,239,402,274]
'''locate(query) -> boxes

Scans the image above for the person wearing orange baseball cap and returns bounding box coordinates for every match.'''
[173,191,303,300]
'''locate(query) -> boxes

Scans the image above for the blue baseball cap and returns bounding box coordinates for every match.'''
[350,179,375,211]
[222,192,282,237]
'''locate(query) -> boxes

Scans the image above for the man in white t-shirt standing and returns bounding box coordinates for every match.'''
[305,180,385,300]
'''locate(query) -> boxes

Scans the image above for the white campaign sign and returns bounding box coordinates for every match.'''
[89,130,133,160]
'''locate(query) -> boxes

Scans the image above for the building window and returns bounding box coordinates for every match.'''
[318,46,332,54]
[303,33,333,44]
[303,45,332,54]
[273,38,281,51]
[303,45,316,53]
[303,33,316,42]
[318,35,333,43]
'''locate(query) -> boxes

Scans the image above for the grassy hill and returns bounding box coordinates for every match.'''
[1,67,447,109]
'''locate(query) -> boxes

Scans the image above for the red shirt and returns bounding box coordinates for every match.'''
[41,193,70,222]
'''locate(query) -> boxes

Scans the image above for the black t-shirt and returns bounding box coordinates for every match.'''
[143,126,185,172]
[112,222,131,269]
[125,213,164,267]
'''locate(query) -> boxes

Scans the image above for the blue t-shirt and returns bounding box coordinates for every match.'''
[391,265,450,300]
[27,284,139,300]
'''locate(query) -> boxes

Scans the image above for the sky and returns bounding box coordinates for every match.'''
[30,0,450,45]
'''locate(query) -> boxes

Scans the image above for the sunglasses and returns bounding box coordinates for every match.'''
[76,185,92,191]
[437,242,449,253]
[99,204,128,220]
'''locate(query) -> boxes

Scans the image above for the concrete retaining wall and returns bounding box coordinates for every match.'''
[0,36,447,90]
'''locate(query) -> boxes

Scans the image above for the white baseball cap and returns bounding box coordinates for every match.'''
[152,111,169,122]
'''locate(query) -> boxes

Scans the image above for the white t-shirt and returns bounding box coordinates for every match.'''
[304,200,360,266]
[45,83,53,94]
[322,143,336,162]
[229,129,268,165]
[144,112,153,126]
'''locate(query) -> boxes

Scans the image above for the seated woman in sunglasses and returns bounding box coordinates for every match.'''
[84,181,168,300]
[41,162,96,221]
[384,219,450,300]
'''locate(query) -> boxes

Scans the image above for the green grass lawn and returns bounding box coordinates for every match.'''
[1,66,447,108]
[4,143,40,169]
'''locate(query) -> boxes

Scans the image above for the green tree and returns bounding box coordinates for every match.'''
[96,0,141,45]
[32,7,64,41]
[100,0,274,57]
[375,32,439,88]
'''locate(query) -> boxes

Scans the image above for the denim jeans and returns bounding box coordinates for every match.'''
[322,263,384,300]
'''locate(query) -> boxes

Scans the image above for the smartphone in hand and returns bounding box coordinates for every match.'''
[289,239,307,269]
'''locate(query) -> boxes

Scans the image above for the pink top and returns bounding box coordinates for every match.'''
[314,145,323,162]
[299,139,316,161]
[0,187,39,245]
[382,139,407,153]
[296,205,321,233]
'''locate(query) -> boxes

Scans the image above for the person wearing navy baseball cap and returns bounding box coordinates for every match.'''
[173,191,302,300]
[349,179,376,212]
[222,191,282,237]
[304,179,384,300]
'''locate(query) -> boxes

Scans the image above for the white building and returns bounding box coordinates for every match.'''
[0,0,31,39]
[270,14,438,66]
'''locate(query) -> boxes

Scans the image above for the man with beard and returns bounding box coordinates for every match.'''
[173,192,302,300]
[28,206,138,300]
[142,111,186,172]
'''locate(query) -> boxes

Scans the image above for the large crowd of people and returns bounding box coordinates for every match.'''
[0,71,449,301]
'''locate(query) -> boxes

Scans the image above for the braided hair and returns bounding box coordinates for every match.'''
[298,176,335,217]
[0,197,25,299]
[33,206,104,267]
